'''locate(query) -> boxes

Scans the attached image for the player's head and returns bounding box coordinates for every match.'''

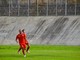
[22,29,25,33]
[19,29,22,34]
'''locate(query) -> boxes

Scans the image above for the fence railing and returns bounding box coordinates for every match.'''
[0,0,80,16]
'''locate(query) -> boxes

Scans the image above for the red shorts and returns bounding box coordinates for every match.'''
[25,40,29,45]
[20,43,26,49]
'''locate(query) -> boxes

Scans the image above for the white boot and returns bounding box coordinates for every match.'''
[18,51,20,54]
[27,51,30,53]
[24,55,26,57]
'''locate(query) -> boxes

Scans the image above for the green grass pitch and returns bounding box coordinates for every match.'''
[0,45,80,60]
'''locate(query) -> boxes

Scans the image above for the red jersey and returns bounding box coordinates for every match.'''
[16,33,25,44]
[22,33,29,44]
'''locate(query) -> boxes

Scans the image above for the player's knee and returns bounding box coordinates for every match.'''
[28,45,30,48]
[27,44,30,48]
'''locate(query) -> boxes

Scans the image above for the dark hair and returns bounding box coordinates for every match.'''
[22,29,25,32]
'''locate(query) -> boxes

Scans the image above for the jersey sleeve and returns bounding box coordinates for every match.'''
[16,35,18,41]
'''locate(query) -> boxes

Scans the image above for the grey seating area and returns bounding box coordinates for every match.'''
[0,0,80,45]
[0,16,80,45]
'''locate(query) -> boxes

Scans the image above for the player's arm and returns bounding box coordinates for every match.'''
[16,35,18,43]
[24,33,27,40]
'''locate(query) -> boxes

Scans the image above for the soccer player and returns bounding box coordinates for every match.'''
[22,29,30,53]
[16,29,26,57]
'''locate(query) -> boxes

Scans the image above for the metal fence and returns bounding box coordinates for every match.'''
[0,0,80,16]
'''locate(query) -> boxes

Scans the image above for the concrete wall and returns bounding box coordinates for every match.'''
[0,16,80,45]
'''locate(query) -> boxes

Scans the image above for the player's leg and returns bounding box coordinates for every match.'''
[18,44,22,54]
[26,43,30,53]
[22,48,26,57]
[21,44,26,57]
[18,47,21,54]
